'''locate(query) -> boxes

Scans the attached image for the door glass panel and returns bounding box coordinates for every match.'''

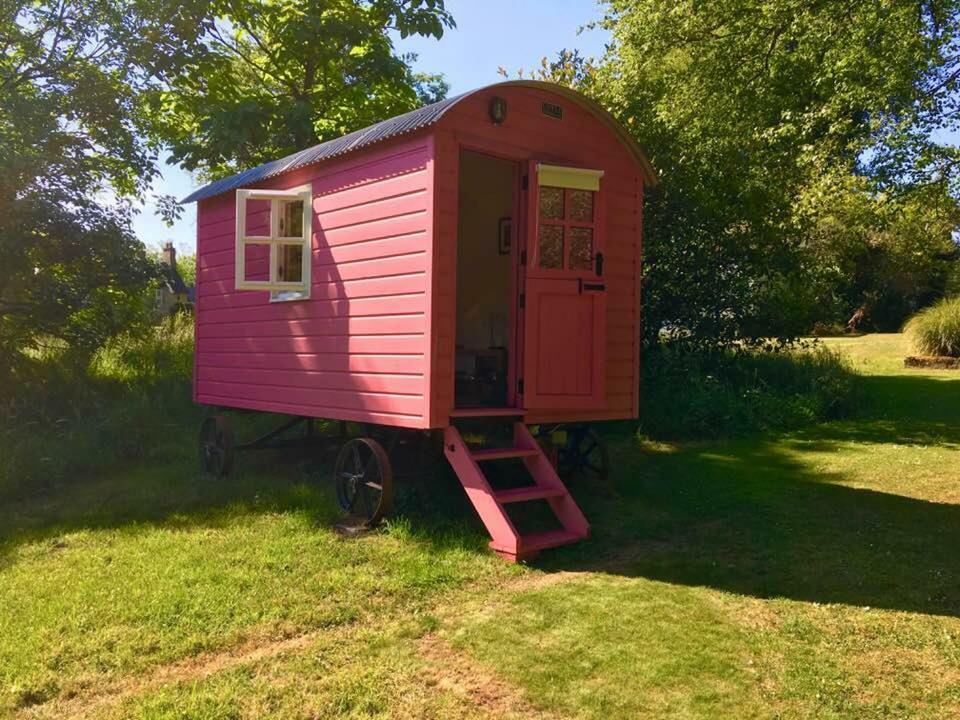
[277,243,304,282]
[279,199,304,239]
[570,190,594,222]
[539,186,564,220]
[538,225,563,269]
[569,227,594,270]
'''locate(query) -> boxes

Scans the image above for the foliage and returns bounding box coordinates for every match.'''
[0,314,197,500]
[639,342,860,439]
[0,0,210,377]
[565,0,960,343]
[152,0,454,179]
[175,252,197,287]
[799,175,960,330]
[904,295,960,357]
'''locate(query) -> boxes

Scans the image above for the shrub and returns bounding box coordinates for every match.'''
[0,314,198,500]
[904,296,960,358]
[640,341,860,440]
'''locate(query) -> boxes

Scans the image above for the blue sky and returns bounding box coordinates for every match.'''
[134,0,610,255]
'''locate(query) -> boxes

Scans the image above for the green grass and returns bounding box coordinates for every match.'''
[2,333,959,719]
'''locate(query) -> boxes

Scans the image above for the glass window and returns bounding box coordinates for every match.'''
[535,185,598,273]
[539,186,564,220]
[278,243,304,283]
[538,225,564,269]
[280,199,304,239]
[569,227,594,270]
[570,190,594,222]
[235,187,312,299]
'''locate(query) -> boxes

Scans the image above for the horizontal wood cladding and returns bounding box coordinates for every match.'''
[195,137,433,426]
[430,85,642,425]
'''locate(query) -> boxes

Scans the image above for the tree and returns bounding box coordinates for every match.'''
[578,0,960,343]
[152,0,454,179]
[0,0,210,378]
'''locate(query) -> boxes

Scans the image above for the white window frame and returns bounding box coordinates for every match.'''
[235,185,312,298]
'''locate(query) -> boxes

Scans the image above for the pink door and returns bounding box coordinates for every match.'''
[521,162,606,410]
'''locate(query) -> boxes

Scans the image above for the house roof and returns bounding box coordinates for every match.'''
[162,264,190,295]
[181,80,657,204]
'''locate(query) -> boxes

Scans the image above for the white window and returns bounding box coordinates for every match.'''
[235,185,312,301]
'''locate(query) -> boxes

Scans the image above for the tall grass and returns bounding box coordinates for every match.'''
[639,342,860,439]
[904,296,960,357]
[0,314,199,500]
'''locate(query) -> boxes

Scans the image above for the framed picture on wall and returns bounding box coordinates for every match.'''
[498,217,511,255]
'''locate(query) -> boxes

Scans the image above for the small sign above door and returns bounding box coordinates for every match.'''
[541,102,563,120]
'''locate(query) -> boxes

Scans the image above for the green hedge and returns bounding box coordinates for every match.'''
[639,342,861,439]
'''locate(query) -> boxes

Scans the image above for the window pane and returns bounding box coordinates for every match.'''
[570,190,594,222]
[539,186,564,220]
[278,244,304,282]
[244,198,271,237]
[280,199,304,238]
[538,225,563,269]
[243,242,270,282]
[569,227,593,270]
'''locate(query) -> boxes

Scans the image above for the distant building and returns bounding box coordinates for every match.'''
[155,242,193,316]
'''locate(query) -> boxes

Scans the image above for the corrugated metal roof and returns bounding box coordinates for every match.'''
[181,92,463,203]
[181,81,657,204]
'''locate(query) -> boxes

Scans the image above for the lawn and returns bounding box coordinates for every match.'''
[3,334,958,719]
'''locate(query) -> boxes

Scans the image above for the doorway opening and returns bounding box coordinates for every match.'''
[454,150,518,409]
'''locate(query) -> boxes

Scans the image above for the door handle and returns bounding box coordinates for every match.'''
[594,252,604,277]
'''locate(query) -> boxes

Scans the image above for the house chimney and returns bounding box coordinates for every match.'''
[162,241,176,268]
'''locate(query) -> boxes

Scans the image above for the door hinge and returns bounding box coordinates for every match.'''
[518,293,525,309]
[518,378,525,394]
[522,175,529,191]
[520,249,527,266]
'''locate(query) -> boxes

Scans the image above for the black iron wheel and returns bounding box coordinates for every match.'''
[199,415,234,477]
[334,437,394,526]
[557,427,609,483]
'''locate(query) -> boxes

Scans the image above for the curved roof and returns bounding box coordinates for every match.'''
[182,80,656,204]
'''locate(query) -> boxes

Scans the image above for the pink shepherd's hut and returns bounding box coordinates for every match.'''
[185,80,656,561]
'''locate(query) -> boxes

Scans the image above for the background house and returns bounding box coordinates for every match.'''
[155,241,193,316]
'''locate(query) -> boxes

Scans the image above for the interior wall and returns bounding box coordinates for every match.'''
[456,151,515,351]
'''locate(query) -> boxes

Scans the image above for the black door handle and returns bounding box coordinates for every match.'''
[594,251,604,277]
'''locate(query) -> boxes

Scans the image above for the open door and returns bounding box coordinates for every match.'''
[521,162,607,410]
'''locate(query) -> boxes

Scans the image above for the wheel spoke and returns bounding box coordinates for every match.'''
[352,443,363,475]
[359,482,373,517]
[364,481,383,491]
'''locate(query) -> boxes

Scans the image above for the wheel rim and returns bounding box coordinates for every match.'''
[334,438,393,526]
[199,416,233,477]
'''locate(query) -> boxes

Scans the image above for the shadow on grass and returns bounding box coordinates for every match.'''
[0,418,488,570]
[546,372,960,617]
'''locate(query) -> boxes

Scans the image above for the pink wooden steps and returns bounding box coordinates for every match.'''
[443,420,589,561]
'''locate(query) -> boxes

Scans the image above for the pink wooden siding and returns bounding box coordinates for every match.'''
[430,86,643,426]
[194,136,435,428]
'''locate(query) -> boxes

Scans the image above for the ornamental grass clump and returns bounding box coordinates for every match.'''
[904,297,960,358]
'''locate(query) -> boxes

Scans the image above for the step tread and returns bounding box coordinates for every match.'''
[470,447,540,462]
[450,407,524,418]
[520,529,586,552]
[494,485,566,504]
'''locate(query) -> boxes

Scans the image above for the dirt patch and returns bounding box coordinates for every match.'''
[417,634,561,720]
[16,628,332,720]
[905,356,960,369]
